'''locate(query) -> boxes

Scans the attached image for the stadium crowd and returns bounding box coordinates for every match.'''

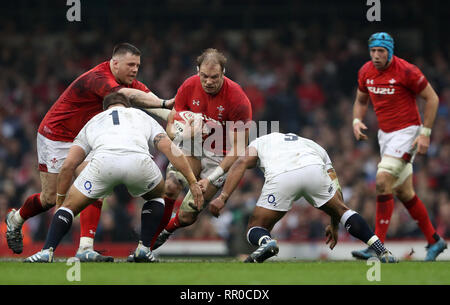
[0,7,449,256]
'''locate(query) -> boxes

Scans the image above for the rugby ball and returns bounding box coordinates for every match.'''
[172,111,204,137]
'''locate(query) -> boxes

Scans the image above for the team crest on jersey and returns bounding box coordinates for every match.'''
[217,105,225,119]
[389,78,396,85]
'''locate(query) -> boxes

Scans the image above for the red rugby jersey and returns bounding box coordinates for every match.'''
[357,56,428,132]
[38,61,150,142]
[174,75,252,155]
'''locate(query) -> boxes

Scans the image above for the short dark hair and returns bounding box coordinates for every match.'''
[103,92,131,110]
[112,43,141,57]
[196,48,227,72]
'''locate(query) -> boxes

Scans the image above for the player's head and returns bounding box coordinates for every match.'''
[196,48,227,95]
[103,92,131,110]
[110,43,141,85]
[368,32,394,70]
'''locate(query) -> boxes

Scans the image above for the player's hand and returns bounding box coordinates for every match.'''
[197,178,209,193]
[412,134,430,155]
[353,121,368,141]
[325,224,339,250]
[209,197,225,218]
[189,183,204,211]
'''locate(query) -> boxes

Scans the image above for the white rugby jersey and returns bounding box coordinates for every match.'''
[73,106,166,156]
[249,132,333,180]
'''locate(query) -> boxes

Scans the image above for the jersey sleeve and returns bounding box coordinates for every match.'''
[228,91,252,123]
[132,80,151,93]
[405,65,428,94]
[357,65,369,93]
[72,124,92,156]
[174,82,190,112]
[90,73,124,98]
[147,117,167,146]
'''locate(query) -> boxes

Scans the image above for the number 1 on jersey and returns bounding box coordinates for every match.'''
[109,110,120,125]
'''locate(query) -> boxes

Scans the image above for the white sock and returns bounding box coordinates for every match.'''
[13,209,25,227]
[79,237,94,251]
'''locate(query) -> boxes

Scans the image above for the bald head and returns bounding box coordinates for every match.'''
[196,48,227,73]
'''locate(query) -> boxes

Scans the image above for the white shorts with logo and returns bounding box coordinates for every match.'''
[37,133,93,173]
[378,125,420,161]
[73,152,163,199]
[256,164,336,212]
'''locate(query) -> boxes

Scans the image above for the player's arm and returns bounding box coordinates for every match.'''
[198,128,249,192]
[352,88,370,140]
[153,133,204,208]
[209,146,258,217]
[118,87,174,109]
[412,83,439,154]
[56,145,87,208]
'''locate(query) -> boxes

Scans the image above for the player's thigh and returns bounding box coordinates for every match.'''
[39,171,58,207]
[62,185,97,216]
[393,172,415,202]
[318,191,349,220]
[125,155,164,198]
[248,206,286,232]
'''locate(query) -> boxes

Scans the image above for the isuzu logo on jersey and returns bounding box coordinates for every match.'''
[367,86,395,95]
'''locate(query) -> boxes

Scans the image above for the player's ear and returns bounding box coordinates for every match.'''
[196,66,199,74]
[223,67,226,74]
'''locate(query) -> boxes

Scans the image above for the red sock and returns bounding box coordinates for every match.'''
[375,194,394,243]
[19,193,50,220]
[80,200,103,238]
[150,197,176,249]
[402,195,438,245]
[165,208,182,233]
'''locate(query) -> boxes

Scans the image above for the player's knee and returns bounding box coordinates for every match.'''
[393,187,415,203]
[40,192,56,208]
[375,172,394,194]
[177,211,197,226]
[165,177,183,199]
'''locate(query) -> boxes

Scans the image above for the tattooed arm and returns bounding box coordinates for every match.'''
[153,133,203,208]
[118,88,174,109]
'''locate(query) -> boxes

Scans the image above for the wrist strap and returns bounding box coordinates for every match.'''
[162,100,167,108]
[352,118,361,126]
[420,126,432,137]
[207,166,225,183]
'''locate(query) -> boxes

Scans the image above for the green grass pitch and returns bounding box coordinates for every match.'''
[1,258,450,285]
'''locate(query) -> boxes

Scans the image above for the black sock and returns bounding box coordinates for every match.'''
[141,199,165,247]
[43,208,74,250]
[341,210,375,244]
[247,227,271,246]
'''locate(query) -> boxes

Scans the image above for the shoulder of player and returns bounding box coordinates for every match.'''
[394,56,422,74]
[358,60,374,77]
[223,77,250,103]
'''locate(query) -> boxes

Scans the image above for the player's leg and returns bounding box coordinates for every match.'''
[72,160,112,261]
[6,171,57,254]
[244,207,285,263]
[394,173,447,261]
[24,184,96,263]
[152,156,202,249]
[319,192,397,263]
[130,179,166,262]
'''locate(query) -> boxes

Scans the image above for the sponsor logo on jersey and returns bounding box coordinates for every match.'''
[192,100,200,106]
[367,86,395,95]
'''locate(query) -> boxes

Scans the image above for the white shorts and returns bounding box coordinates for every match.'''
[73,152,163,199]
[37,133,94,174]
[378,125,420,162]
[256,164,336,212]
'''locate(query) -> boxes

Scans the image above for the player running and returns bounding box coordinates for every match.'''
[208,132,398,263]
[351,32,447,261]
[24,93,202,263]
[6,43,173,261]
[138,48,252,253]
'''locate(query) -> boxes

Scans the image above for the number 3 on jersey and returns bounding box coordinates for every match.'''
[109,110,120,125]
